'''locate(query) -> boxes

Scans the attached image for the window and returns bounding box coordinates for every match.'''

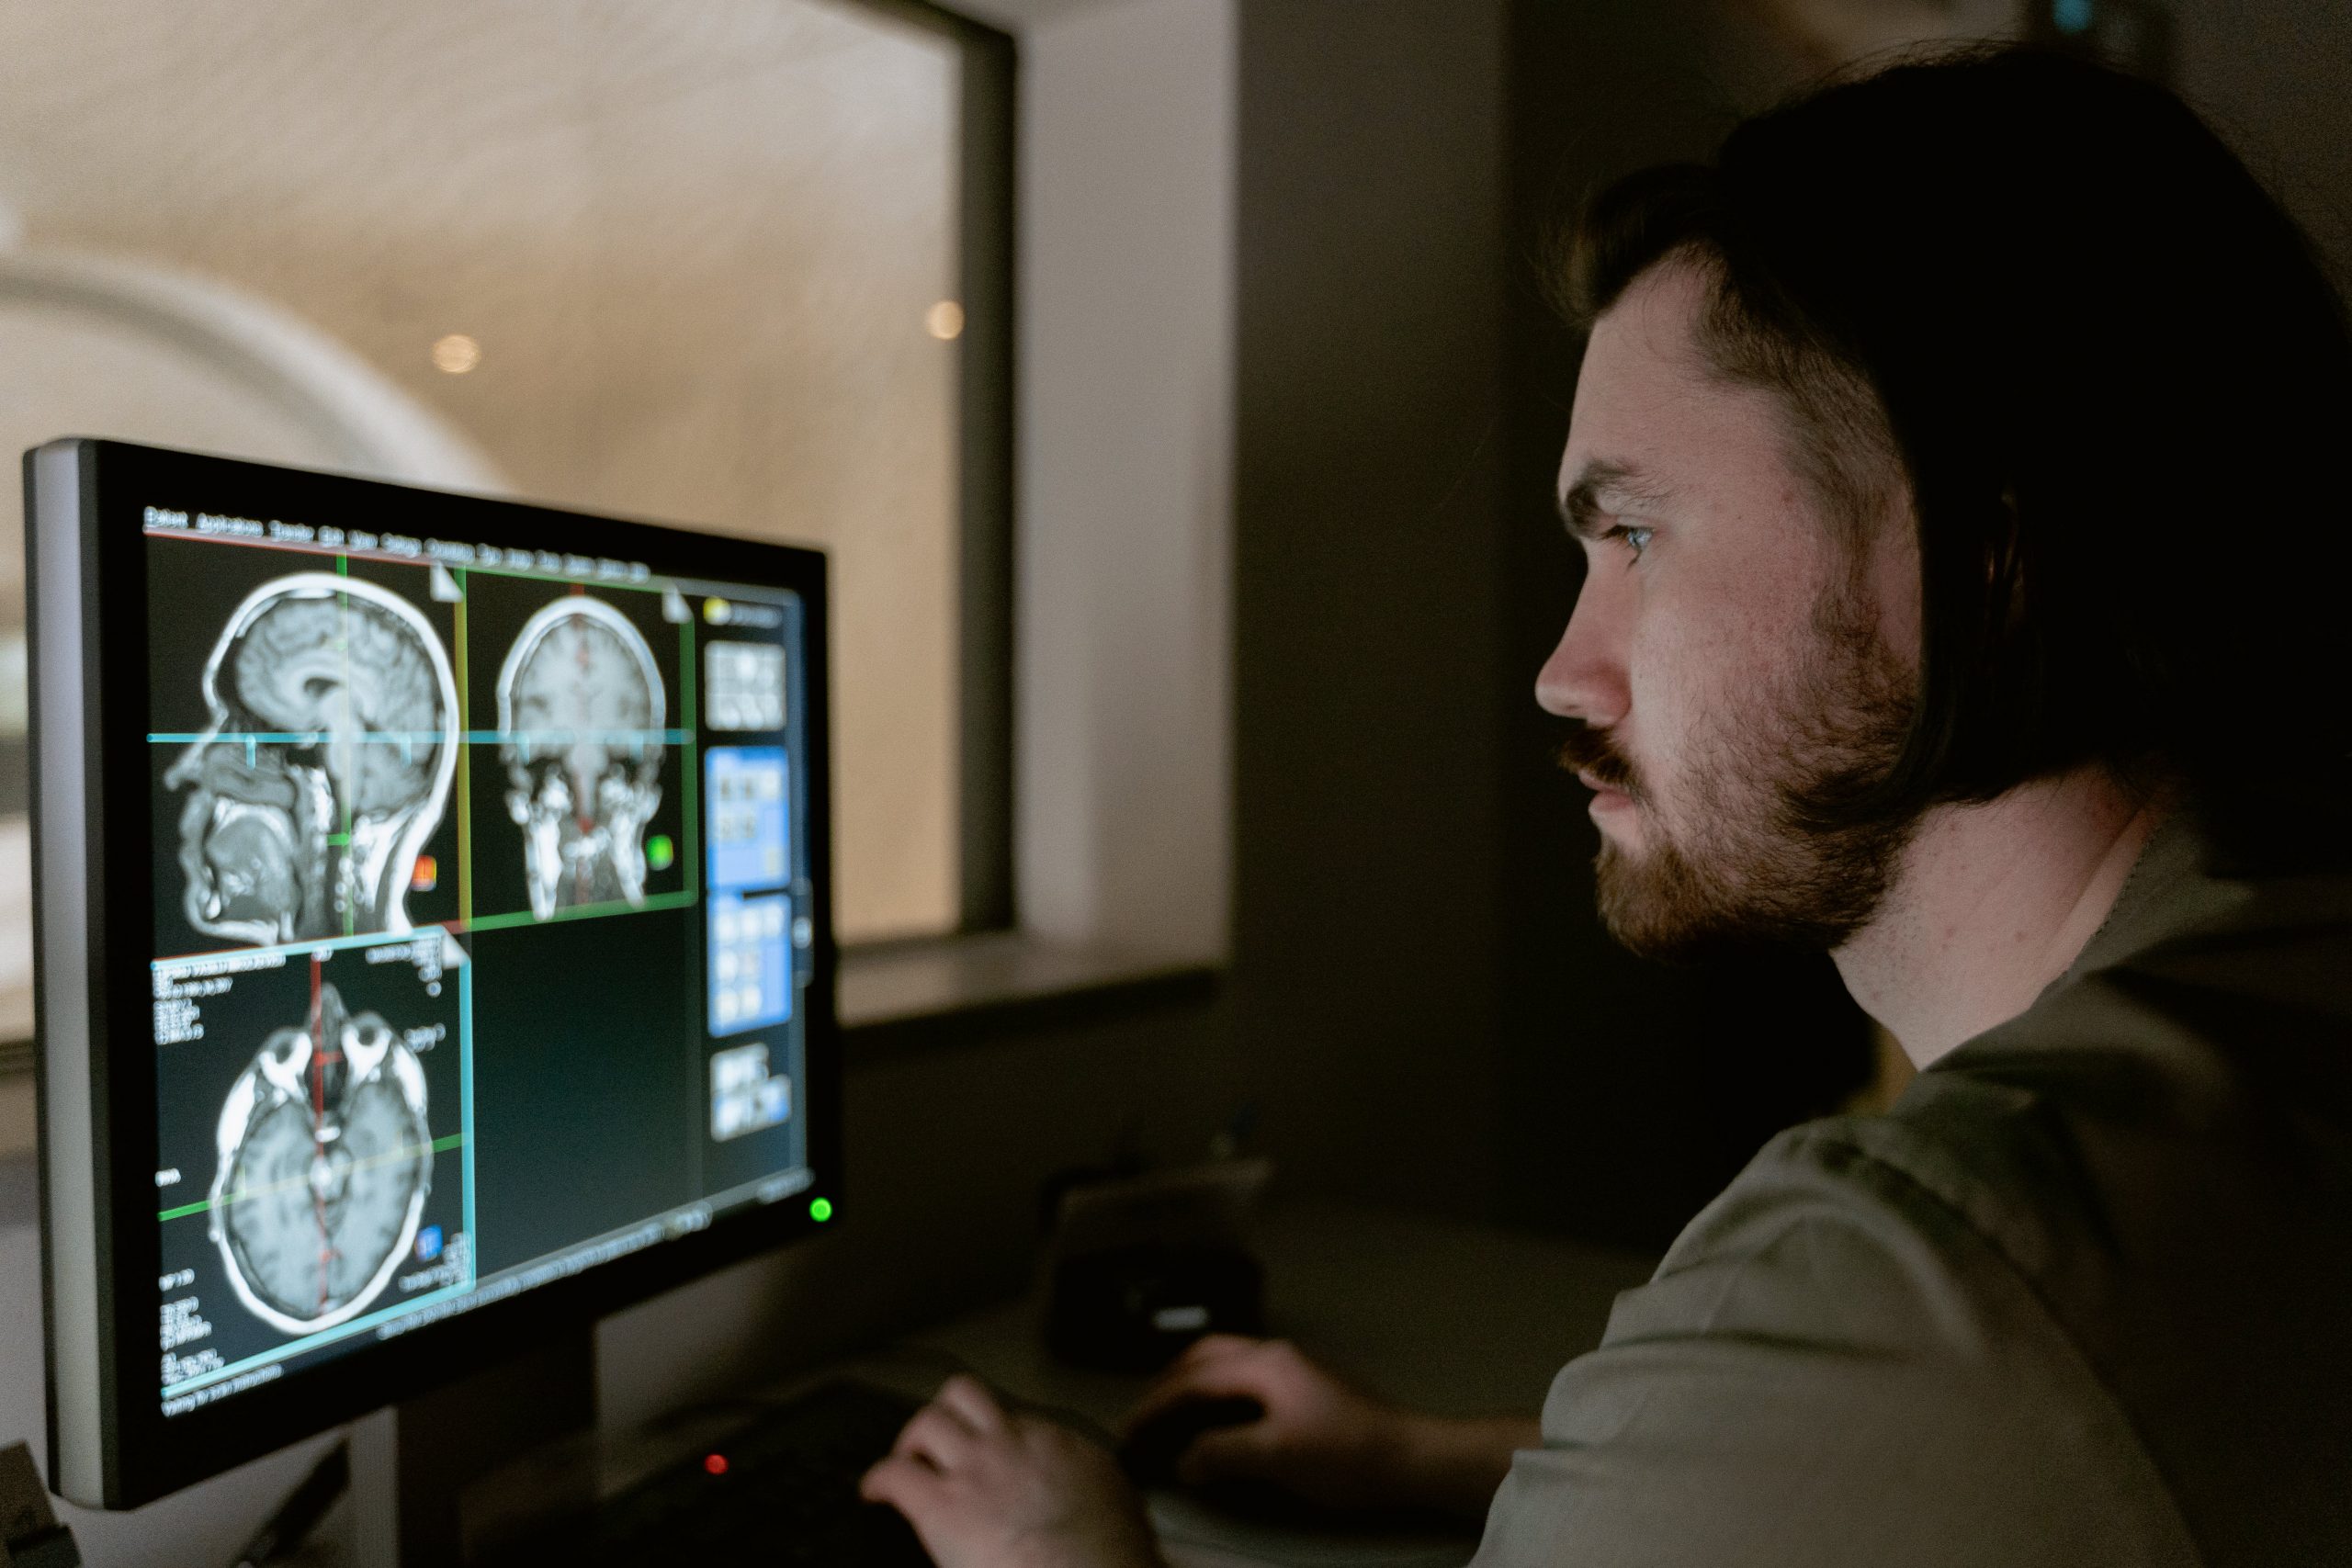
[0,0,1012,949]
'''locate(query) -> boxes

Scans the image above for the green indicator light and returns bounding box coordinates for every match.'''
[809,1197,833,1223]
[647,834,675,871]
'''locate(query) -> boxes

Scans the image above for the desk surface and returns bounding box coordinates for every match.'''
[345,1200,1654,1568]
[871,1201,1657,1568]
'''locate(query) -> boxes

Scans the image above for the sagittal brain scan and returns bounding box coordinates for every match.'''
[164,574,458,948]
[497,596,667,919]
[209,981,434,1335]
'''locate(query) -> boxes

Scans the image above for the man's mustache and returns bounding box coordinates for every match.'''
[1556,725,1640,796]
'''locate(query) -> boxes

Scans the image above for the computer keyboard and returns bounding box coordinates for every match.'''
[536,1379,935,1565]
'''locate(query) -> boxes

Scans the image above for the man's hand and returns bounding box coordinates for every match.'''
[1123,1336,1537,1521]
[860,1375,1162,1568]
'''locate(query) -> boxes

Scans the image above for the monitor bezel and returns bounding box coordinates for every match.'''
[32,438,842,1508]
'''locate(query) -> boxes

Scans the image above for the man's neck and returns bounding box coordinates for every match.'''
[1834,767,2171,1070]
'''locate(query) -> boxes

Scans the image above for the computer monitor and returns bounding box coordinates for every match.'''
[27,439,838,1509]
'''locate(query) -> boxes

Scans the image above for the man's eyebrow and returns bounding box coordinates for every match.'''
[1557,460,1669,541]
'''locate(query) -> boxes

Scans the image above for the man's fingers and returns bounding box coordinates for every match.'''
[1174,1419,1275,1486]
[860,1453,944,1514]
[1127,1336,1283,1431]
[932,1373,1008,1435]
[1177,1333,1265,1368]
[891,1404,978,1470]
[1151,1334,1262,1388]
[866,1405,1160,1568]
[1123,1363,1271,1439]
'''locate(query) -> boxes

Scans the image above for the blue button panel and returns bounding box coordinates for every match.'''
[705,746,793,1037]
[708,890,792,1035]
[705,746,789,893]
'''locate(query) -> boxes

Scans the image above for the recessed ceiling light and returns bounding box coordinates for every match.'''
[431,333,481,374]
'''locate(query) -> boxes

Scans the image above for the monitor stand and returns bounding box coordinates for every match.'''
[347,1328,598,1567]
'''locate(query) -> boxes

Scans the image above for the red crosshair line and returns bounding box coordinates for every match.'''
[572,617,595,902]
[308,953,340,1314]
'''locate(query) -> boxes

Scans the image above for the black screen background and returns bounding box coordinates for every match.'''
[465,911,704,1272]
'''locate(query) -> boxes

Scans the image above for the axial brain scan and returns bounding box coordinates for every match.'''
[164,575,458,948]
[209,982,434,1335]
[497,597,667,919]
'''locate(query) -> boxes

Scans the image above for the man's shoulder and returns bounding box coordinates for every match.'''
[1489,1109,2199,1568]
[1555,925,2352,1568]
[1578,1098,2154,1458]
[1900,889,2352,1297]
[1642,1100,2090,1349]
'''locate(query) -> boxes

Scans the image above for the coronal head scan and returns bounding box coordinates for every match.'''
[164,574,458,948]
[209,982,434,1335]
[497,596,667,919]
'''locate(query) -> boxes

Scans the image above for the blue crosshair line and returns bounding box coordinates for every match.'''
[150,729,691,745]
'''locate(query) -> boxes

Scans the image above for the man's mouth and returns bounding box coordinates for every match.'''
[1557,730,1640,804]
[1577,770,1634,800]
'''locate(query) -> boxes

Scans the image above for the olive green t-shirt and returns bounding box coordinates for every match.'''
[1474,813,2352,1566]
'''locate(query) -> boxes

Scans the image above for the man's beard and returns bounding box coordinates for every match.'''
[1558,582,1921,962]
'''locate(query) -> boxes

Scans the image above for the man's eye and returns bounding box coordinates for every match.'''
[1603,524,1654,563]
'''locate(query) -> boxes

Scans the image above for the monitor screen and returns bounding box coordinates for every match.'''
[31,440,838,1506]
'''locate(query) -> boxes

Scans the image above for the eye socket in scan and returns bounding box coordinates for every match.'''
[208,981,435,1336]
[495,597,667,919]
[164,574,458,949]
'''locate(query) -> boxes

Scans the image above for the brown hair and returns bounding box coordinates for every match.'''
[1563,48,2352,866]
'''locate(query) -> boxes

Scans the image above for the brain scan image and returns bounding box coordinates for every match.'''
[496,596,667,919]
[208,981,434,1335]
[164,574,458,949]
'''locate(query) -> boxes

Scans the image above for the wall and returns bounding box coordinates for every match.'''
[1224,0,1514,1219]
[2169,0,2352,275]
[1009,0,1237,965]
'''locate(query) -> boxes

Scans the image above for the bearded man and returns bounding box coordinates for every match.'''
[861,47,2352,1567]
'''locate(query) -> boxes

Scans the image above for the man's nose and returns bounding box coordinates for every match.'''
[1534,575,1631,726]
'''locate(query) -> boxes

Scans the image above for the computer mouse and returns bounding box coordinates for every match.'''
[1116,1395,1266,1488]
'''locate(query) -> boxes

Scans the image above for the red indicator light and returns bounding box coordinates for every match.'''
[704,1453,729,1477]
[411,855,439,893]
